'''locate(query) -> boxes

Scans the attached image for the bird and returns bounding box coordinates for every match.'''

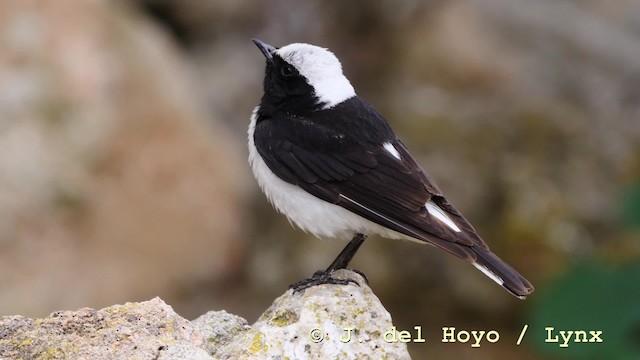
[249,39,534,299]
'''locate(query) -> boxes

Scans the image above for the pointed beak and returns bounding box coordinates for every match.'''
[252,38,276,63]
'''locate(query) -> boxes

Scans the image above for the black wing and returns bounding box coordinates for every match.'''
[254,97,533,298]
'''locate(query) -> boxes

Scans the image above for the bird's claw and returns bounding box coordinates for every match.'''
[289,269,361,293]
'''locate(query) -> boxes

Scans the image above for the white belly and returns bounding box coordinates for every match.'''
[247,108,406,240]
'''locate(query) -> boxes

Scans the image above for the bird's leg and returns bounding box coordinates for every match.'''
[290,233,368,293]
[326,233,367,271]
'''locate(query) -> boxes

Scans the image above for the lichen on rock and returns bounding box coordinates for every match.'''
[214,269,410,360]
[0,271,410,359]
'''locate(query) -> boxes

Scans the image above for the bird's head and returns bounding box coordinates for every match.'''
[253,39,355,113]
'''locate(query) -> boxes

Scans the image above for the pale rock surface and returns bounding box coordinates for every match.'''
[215,270,410,360]
[0,271,411,360]
[0,298,206,359]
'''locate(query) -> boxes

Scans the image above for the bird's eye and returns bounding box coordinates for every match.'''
[281,65,295,77]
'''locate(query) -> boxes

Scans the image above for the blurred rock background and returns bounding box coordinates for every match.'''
[1,0,639,359]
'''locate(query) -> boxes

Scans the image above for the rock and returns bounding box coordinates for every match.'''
[214,269,410,360]
[157,345,216,360]
[0,271,410,360]
[0,298,206,360]
[191,310,250,355]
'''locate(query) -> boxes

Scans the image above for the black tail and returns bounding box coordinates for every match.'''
[471,246,534,299]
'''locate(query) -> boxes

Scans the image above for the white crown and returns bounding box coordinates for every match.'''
[276,43,356,108]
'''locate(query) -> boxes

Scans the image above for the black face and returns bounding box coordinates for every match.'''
[260,54,322,115]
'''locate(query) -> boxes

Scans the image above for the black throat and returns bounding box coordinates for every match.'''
[259,55,325,116]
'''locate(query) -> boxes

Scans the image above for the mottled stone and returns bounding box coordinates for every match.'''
[215,270,410,360]
[0,272,411,359]
[0,298,207,360]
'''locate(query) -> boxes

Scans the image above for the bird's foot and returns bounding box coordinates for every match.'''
[289,269,362,293]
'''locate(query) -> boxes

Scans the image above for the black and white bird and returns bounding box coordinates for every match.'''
[249,39,534,299]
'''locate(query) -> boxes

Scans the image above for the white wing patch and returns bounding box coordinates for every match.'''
[426,200,461,232]
[383,142,402,160]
